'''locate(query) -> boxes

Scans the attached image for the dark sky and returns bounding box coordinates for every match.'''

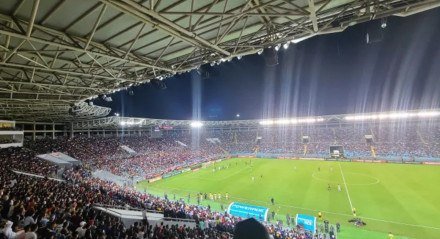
[98,8,440,120]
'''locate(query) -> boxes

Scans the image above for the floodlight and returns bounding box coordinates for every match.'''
[259,120,274,125]
[283,42,290,49]
[291,35,313,44]
[344,110,440,121]
[417,111,440,117]
[276,119,290,125]
[274,44,281,51]
[381,18,387,29]
[190,121,203,128]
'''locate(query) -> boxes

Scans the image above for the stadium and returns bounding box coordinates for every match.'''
[0,1,439,239]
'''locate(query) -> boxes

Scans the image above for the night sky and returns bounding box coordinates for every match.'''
[98,8,440,120]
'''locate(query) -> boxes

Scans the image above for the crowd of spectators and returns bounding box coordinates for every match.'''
[19,122,440,181]
[207,123,440,160]
[0,143,323,239]
[1,122,438,238]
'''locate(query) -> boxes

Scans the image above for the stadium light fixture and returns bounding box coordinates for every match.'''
[119,119,145,126]
[274,44,281,51]
[291,35,314,44]
[257,49,263,55]
[190,121,204,128]
[283,42,290,49]
[259,120,274,126]
[260,117,325,126]
[276,119,290,125]
[237,55,242,60]
[381,18,387,28]
[344,110,440,121]
[114,113,120,116]
[417,111,440,117]
[236,114,240,118]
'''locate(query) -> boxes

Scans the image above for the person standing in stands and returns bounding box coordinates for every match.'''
[142,208,148,220]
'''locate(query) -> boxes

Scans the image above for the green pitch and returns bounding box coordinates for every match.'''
[136,158,440,239]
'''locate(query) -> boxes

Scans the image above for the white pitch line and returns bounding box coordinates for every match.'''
[338,162,354,212]
[359,216,440,230]
[144,186,440,230]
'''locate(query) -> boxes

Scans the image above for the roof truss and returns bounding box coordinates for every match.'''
[0,0,438,121]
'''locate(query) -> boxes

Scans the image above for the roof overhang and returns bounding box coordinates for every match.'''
[0,0,439,121]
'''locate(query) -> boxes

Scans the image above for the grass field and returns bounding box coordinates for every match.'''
[136,158,440,239]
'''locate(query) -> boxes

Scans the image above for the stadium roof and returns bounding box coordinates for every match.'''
[71,109,440,129]
[1,0,439,121]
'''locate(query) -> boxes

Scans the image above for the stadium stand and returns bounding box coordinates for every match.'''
[0,119,438,238]
[0,139,328,239]
[15,121,440,181]
[1,0,439,238]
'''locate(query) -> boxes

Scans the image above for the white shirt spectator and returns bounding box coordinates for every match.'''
[1,221,22,239]
[75,222,86,238]
[23,216,36,227]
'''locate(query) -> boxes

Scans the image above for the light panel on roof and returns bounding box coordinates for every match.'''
[344,110,440,121]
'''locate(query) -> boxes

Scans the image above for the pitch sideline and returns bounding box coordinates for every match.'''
[145,184,440,231]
